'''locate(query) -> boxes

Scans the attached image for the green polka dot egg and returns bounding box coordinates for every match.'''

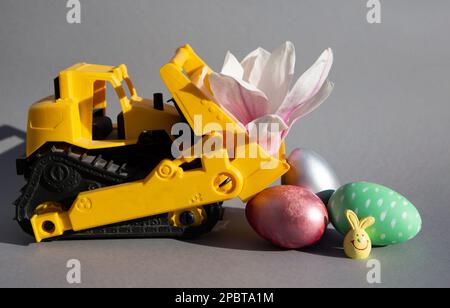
[327,182,422,246]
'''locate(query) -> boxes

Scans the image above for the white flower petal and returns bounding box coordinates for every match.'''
[221,51,244,80]
[247,114,289,132]
[248,114,288,155]
[257,41,296,114]
[278,48,333,115]
[241,47,271,86]
[283,80,334,131]
[209,73,269,126]
[195,66,213,97]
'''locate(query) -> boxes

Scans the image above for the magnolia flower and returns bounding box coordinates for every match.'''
[207,42,334,154]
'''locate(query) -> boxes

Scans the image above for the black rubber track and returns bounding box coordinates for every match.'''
[14,142,223,241]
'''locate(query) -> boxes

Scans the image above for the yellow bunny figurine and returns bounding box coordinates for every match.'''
[343,210,375,260]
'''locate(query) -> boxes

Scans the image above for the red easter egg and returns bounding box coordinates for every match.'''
[246,185,329,249]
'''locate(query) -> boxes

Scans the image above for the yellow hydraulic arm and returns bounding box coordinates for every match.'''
[160,45,290,201]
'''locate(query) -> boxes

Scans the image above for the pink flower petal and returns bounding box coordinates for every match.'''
[248,115,288,155]
[209,73,269,126]
[278,48,333,118]
[241,47,271,85]
[221,51,244,80]
[281,80,334,139]
[257,42,296,114]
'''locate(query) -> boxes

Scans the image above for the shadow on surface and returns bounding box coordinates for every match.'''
[185,207,282,252]
[187,206,346,258]
[300,227,345,259]
[0,125,33,246]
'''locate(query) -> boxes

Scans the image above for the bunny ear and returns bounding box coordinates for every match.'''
[360,216,376,230]
[346,210,360,230]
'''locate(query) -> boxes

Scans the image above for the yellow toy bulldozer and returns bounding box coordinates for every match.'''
[15,45,290,242]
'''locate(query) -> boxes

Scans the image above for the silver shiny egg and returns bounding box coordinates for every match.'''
[282,148,340,204]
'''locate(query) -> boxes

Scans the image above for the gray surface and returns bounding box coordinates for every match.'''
[0,0,449,288]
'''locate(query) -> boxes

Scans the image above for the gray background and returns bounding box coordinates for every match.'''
[0,0,449,288]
